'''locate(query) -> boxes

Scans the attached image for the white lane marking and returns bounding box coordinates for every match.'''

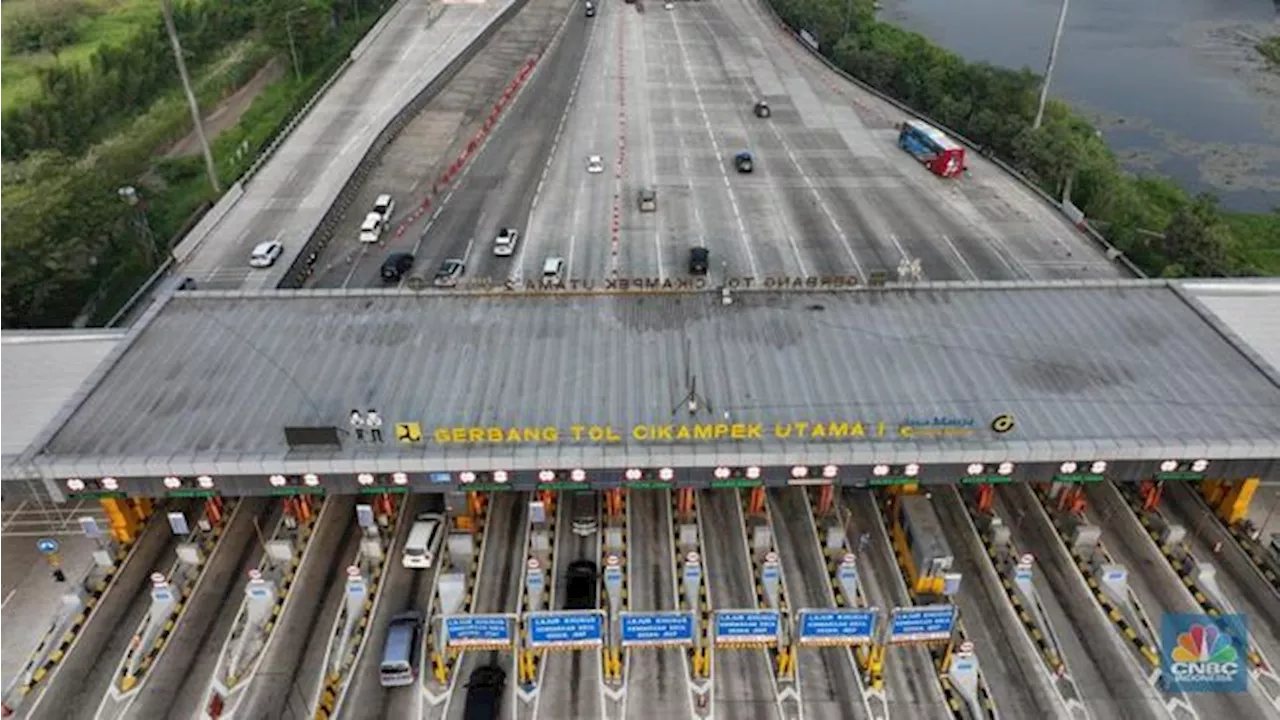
[340,243,372,288]
[667,8,759,277]
[462,236,475,264]
[939,234,979,280]
[2,589,17,609]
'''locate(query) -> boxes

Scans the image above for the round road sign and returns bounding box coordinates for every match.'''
[1020,553,1034,565]
[606,554,621,567]
[36,538,59,555]
[527,558,540,570]
[347,565,361,577]
[150,572,166,584]
[764,552,778,564]
[959,640,974,654]
[686,552,699,564]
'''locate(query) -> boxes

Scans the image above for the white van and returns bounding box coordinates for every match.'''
[359,212,384,243]
[402,513,443,569]
[542,257,564,287]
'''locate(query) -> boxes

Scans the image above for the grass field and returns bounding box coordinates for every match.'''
[1,0,160,111]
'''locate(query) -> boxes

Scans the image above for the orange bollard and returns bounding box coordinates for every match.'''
[817,484,833,515]
[298,495,312,523]
[749,487,766,515]
[538,490,555,515]
[976,484,994,514]
[204,497,221,525]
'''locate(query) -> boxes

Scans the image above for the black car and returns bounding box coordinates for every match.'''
[689,247,709,275]
[463,664,506,720]
[380,252,415,282]
[565,560,598,610]
[734,151,753,173]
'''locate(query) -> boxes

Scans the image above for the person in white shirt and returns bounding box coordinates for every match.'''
[350,409,366,442]
[366,409,384,443]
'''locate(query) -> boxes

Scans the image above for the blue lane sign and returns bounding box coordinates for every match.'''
[714,610,780,646]
[888,604,955,644]
[620,611,696,647]
[797,609,877,646]
[526,611,604,649]
[445,614,512,649]
[36,538,59,555]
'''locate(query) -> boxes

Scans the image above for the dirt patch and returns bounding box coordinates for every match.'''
[164,58,285,158]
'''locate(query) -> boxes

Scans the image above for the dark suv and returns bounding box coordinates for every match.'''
[463,664,506,720]
[565,560,598,610]
[689,247,709,275]
[380,252,415,282]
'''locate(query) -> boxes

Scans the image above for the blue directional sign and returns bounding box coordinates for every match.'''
[620,611,696,647]
[888,605,955,644]
[714,610,781,646]
[36,538,59,555]
[797,609,877,646]
[526,611,604,649]
[445,614,513,649]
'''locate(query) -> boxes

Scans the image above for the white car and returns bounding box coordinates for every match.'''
[586,155,604,174]
[494,227,519,256]
[372,193,395,223]
[359,212,384,243]
[665,2,674,8]
[249,240,283,268]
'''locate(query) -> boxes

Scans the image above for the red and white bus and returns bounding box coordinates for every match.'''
[897,120,966,179]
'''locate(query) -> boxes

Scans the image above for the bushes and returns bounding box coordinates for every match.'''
[769,0,1273,278]
[2,0,95,56]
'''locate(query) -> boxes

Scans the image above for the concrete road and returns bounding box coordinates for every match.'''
[443,493,529,720]
[994,484,1165,720]
[122,498,275,719]
[340,495,443,718]
[1086,482,1271,719]
[533,492,603,719]
[840,489,950,720]
[930,488,1061,719]
[767,489,868,720]
[698,489,779,720]
[177,0,510,290]
[309,0,580,290]
[623,490,693,720]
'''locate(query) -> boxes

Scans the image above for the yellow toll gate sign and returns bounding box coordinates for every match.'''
[395,422,423,444]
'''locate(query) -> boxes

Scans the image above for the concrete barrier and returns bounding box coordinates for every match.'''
[756,0,1147,279]
[279,0,534,289]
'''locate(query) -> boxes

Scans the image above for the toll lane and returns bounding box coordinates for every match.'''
[239,496,357,718]
[19,503,185,720]
[624,490,691,719]
[841,489,949,720]
[342,495,442,718]
[931,488,1060,717]
[767,488,866,720]
[125,497,275,719]
[992,484,1159,720]
[1086,482,1269,718]
[444,493,529,720]
[698,489,779,720]
[537,492,604,720]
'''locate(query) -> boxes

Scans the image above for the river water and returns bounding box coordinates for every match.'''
[882,0,1280,211]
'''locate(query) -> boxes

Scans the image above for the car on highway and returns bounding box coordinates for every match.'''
[372,193,396,223]
[689,246,709,275]
[381,252,415,282]
[494,228,519,256]
[585,1,595,16]
[379,611,424,687]
[734,151,754,173]
[664,1,673,8]
[249,240,283,268]
[359,212,385,243]
[587,154,604,174]
[638,188,657,212]
[754,100,770,118]
[571,493,597,536]
[463,665,507,720]
[542,257,565,287]
[434,258,466,287]
[565,560,598,610]
[401,512,443,568]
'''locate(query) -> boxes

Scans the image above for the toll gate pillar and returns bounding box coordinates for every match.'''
[101,498,142,544]
[1219,477,1259,524]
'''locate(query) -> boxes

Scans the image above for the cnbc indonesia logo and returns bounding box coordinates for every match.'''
[1167,621,1244,691]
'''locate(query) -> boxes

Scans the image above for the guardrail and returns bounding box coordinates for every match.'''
[755,0,1146,279]
[278,0,533,289]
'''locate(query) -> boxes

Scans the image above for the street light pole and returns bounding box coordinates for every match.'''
[118,186,158,265]
[160,0,221,193]
[285,8,305,83]
[1033,0,1070,130]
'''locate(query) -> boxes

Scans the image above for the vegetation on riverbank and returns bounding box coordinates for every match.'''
[1,0,393,328]
[1258,35,1280,67]
[769,0,1280,279]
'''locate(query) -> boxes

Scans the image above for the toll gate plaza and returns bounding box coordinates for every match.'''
[4,279,1280,720]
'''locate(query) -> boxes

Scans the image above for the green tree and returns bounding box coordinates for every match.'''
[1162,195,1234,276]
[2,0,89,57]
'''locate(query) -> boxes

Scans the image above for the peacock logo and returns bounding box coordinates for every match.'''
[1171,624,1237,664]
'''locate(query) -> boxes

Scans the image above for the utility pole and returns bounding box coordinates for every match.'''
[1033,0,1070,130]
[161,0,220,193]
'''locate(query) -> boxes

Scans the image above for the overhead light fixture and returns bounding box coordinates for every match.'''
[459,471,477,484]
[658,468,674,481]
[66,478,86,491]
[303,473,319,487]
[269,474,287,487]
[392,472,409,485]
[1089,461,1107,474]
[101,477,119,491]
[966,463,984,476]
[714,467,731,479]
[997,462,1014,476]
[163,476,182,489]
[571,469,586,482]
[791,466,808,478]
[539,470,556,482]
[745,466,761,479]
[873,464,890,477]
[196,475,214,489]
[1059,461,1078,474]
[822,465,838,478]
[1160,460,1178,473]
[357,473,375,486]
[1191,459,1209,473]
[492,471,508,484]
[904,463,920,477]
[625,468,642,481]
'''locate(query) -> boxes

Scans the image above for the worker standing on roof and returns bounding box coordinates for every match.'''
[350,409,366,442]
[367,409,384,443]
